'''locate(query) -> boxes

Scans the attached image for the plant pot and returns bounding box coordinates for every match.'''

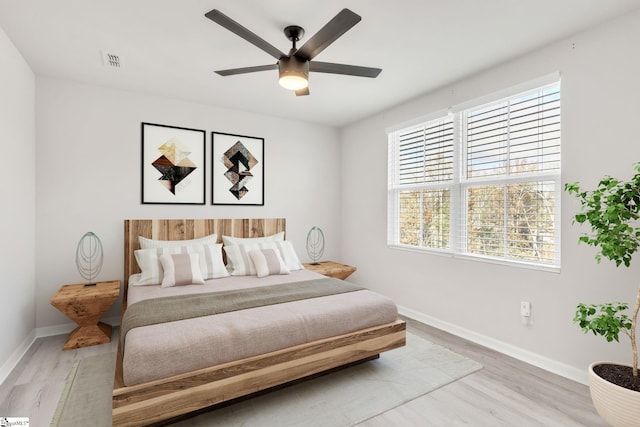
[589,361,640,427]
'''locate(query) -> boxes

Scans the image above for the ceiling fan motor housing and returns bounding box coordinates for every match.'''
[278,56,309,90]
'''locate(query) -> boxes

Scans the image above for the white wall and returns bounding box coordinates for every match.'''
[0,25,36,380]
[340,10,640,383]
[35,77,340,330]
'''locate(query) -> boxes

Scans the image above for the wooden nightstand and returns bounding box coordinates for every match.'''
[50,280,121,350]
[303,261,357,280]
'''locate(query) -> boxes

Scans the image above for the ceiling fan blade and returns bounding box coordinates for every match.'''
[309,61,382,78]
[295,87,310,96]
[205,9,286,60]
[294,9,361,61]
[215,64,278,76]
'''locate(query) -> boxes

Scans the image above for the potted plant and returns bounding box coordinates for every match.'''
[565,164,640,427]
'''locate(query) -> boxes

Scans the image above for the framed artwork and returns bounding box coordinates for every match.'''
[141,122,206,205]
[212,132,264,206]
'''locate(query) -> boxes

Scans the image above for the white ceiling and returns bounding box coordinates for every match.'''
[1,0,638,127]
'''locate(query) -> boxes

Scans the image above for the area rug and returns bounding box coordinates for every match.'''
[51,333,481,426]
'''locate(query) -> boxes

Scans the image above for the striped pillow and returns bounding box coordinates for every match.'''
[133,246,183,285]
[159,253,205,287]
[133,243,228,286]
[225,241,302,276]
[222,232,285,272]
[224,243,260,276]
[248,249,290,278]
[185,243,230,279]
[260,241,304,271]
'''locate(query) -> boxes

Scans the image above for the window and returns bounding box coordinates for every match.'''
[388,79,561,269]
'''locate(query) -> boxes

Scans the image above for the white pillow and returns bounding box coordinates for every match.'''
[133,243,229,285]
[133,247,183,285]
[222,232,285,272]
[224,243,260,276]
[159,253,205,287]
[222,232,284,247]
[261,241,303,271]
[184,243,230,279]
[139,233,217,249]
[248,249,290,278]
[225,240,303,276]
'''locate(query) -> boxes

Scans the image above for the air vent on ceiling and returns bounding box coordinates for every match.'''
[101,50,122,68]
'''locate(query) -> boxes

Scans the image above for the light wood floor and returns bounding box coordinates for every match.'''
[362,318,605,426]
[0,319,605,426]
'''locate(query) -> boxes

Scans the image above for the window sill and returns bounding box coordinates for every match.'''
[387,244,561,274]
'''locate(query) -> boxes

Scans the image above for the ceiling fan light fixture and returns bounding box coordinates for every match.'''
[278,57,309,90]
[279,74,308,90]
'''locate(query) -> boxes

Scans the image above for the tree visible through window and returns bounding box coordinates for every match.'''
[388,80,560,268]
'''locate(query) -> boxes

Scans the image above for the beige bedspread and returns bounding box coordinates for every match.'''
[123,270,399,386]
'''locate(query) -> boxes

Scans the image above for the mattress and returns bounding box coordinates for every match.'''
[122,269,398,386]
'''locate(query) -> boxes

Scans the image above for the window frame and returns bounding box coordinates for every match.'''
[387,75,561,272]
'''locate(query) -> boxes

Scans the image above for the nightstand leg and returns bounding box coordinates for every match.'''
[63,322,113,350]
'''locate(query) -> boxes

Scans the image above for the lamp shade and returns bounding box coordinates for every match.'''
[306,226,325,264]
[278,57,309,90]
[76,231,103,283]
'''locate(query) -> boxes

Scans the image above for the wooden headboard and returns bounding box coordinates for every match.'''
[123,218,286,300]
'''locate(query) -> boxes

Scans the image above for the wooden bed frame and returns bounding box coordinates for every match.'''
[112,218,406,427]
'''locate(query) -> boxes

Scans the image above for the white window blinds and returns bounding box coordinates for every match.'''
[466,84,561,179]
[397,118,454,184]
[389,117,454,251]
[388,79,561,269]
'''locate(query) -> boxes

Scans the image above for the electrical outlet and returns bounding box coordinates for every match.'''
[520,301,531,317]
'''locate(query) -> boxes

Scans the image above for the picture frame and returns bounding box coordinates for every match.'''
[141,122,206,205]
[212,132,264,206]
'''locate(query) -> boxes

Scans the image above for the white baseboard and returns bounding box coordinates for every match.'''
[35,322,77,338]
[35,315,121,338]
[1,316,121,387]
[0,330,36,387]
[398,305,588,385]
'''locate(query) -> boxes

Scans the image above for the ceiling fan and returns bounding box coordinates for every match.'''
[204,8,382,96]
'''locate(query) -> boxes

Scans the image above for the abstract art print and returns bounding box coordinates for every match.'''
[212,132,264,205]
[141,122,206,204]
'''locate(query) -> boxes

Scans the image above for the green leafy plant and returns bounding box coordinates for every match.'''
[565,163,640,378]
[574,302,632,342]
